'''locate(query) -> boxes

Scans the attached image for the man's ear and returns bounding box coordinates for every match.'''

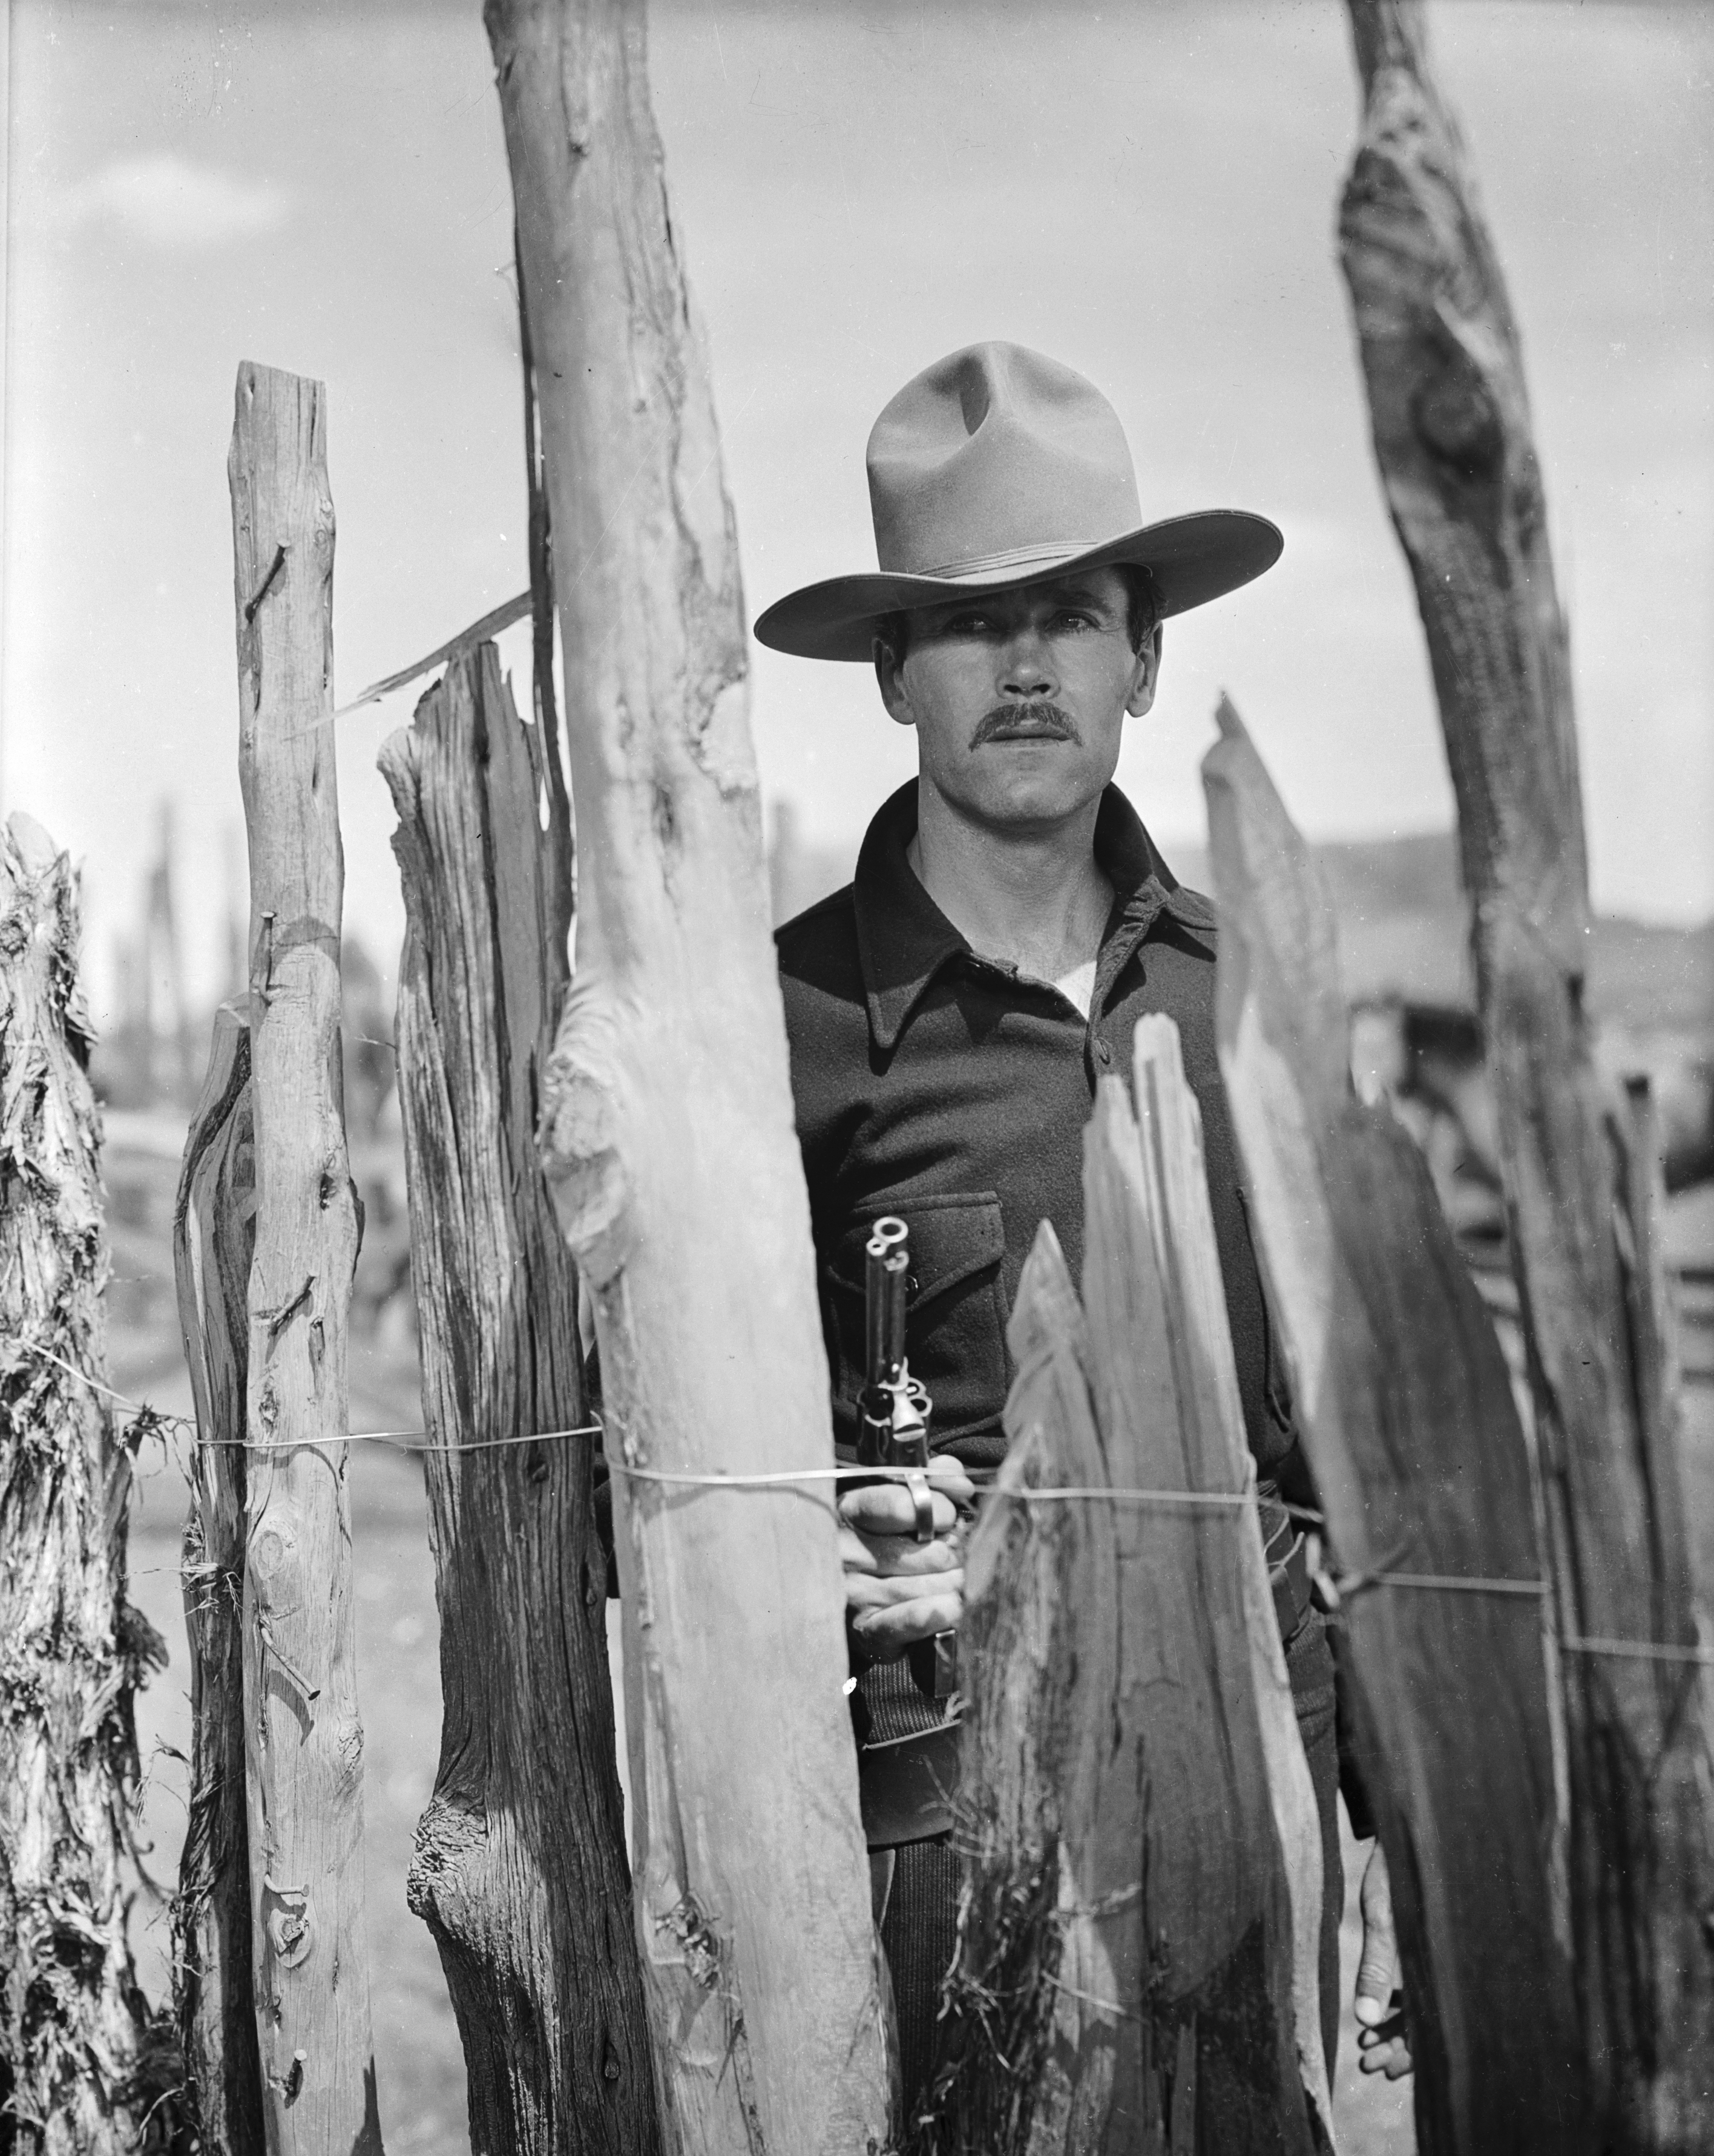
[1125,623,1163,718]
[875,637,916,730]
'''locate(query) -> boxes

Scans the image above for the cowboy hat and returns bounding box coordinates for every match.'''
[752,341,1282,664]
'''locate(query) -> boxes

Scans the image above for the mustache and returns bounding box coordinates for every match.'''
[970,700,1082,748]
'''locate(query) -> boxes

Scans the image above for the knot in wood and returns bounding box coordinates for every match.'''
[687,677,758,802]
[1411,351,1502,480]
[658,1895,723,1991]
[537,1053,632,1286]
[337,1712,366,1781]
[251,1522,297,1593]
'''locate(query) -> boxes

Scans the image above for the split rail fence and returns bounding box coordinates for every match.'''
[2,1,1710,2154]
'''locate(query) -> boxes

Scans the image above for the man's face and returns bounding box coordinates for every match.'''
[875,566,1160,836]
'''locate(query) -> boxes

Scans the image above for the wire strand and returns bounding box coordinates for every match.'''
[992,1484,1251,1510]
[1562,1634,1714,1669]
[15,1339,600,1455]
[1337,1569,1547,1599]
[1040,1970,1141,2022]
[23,1340,1712,1665]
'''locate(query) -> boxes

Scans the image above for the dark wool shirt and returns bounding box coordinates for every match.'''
[776,779,1302,1502]
[777,783,1356,2078]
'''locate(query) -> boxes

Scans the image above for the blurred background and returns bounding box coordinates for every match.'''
[3,2,1710,2150]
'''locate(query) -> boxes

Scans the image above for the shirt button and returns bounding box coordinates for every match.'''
[1094,1038,1113,1066]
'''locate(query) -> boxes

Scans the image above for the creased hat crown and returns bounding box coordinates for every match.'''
[750,338,1281,662]
[866,342,1144,580]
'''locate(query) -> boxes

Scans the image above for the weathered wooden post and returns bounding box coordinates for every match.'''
[173,1002,266,2155]
[925,1027,1324,2154]
[0,813,172,2152]
[1206,695,1589,2152]
[381,644,658,2154]
[1112,1022,1327,2145]
[485,2,893,2146]
[1338,4,1714,2140]
[229,361,384,2155]
[923,1222,1126,2155]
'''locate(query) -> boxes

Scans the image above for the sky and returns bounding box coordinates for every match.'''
[3,0,1710,1022]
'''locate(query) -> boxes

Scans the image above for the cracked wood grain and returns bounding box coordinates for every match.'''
[0,813,171,2153]
[173,1000,266,2155]
[381,643,658,2156]
[1338,7,1713,2143]
[229,361,382,2156]
[1206,695,1588,2153]
[925,1034,1324,2156]
[484,5,891,2150]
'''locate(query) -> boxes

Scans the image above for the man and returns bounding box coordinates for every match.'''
[754,342,1411,2108]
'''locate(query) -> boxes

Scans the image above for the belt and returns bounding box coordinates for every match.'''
[857,1534,1312,1852]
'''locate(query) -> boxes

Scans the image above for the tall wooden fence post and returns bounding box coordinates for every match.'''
[925,1030,1324,2153]
[923,1222,1126,2155]
[485,3,893,2146]
[229,361,383,2155]
[1094,1025,1322,2148]
[173,1003,266,2155]
[1337,5,1714,2138]
[380,644,659,2154]
[1205,695,1589,2152]
[0,813,171,2151]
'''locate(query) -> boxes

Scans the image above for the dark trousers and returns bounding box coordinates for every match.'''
[878,1604,1345,2115]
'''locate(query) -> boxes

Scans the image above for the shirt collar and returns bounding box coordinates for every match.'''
[853,781,1215,1054]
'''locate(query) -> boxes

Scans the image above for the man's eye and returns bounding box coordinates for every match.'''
[1052,611,1095,631]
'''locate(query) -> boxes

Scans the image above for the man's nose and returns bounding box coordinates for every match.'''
[999,627,1056,698]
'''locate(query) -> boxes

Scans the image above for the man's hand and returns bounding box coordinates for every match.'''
[839,1462,974,1664]
[1354,1840,1413,2080]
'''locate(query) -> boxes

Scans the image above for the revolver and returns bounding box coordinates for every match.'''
[856,1216,958,1702]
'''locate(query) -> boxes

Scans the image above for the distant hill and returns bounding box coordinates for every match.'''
[771,814,1713,1041]
[1591,917,1714,1039]
[1168,832,1478,1008]
[1172,831,1712,1038]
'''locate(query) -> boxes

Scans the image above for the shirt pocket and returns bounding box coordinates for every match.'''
[824,1192,1009,1445]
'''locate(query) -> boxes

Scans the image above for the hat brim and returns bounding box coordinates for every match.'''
[751,510,1283,663]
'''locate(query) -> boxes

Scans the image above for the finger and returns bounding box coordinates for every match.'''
[839,1484,963,1538]
[1355,1886,1398,2014]
[1355,2001,1407,2046]
[1357,2031,1413,2077]
[852,1587,963,1657]
[838,1529,962,1578]
[853,1607,962,1660]
[847,1570,964,1616]
[925,1462,976,1506]
[1354,1981,1404,2030]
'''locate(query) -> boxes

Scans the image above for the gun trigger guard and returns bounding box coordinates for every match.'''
[906,1471,934,1545]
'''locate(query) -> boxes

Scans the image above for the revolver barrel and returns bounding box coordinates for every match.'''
[852,1213,957,1704]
